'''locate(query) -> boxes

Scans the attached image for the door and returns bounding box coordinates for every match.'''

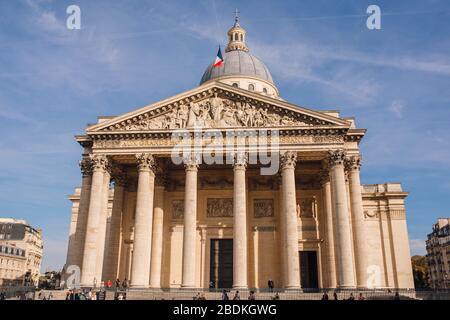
[299,251,319,290]
[210,239,233,288]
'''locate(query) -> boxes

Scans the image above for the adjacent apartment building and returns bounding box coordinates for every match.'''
[426,218,450,289]
[0,218,43,286]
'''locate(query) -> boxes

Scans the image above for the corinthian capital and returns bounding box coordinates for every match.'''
[111,166,127,187]
[345,155,362,171]
[79,157,93,177]
[183,152,200,170]
[233,152,248,169]
[136,153,155,171]
[318,170,330,186]
[328,149,346,167]
[280,151,297,170]
[89,154,110,172]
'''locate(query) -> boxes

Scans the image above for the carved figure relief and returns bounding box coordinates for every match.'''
[207,198,233,217]
[172,200,184,219]
[254,199,274,218]
[296,198,316,218]
[115,95,315,131]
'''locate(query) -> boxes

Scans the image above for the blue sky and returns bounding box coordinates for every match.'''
[1,0,449,271]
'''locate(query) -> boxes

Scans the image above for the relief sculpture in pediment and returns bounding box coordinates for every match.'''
[119,93,313,131]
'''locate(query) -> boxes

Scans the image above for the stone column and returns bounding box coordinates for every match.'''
[150,172,165,289]
[66,157,93,271]
[95,169,111,282]
[280,151,301,289]
[346,155,381,288]
[319,169,337,288]
[80,155,108,287]
[102,168,126,282]
[328,150,356,288]
[130,153,156,288]
[233,153,248,289]
[181,154,199,288]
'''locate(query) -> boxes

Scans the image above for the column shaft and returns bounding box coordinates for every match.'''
[96,171,111,282]
[347,156,383,288]
[80,155,108,287]
[321,175,337,288]
[329,150,356,288]
[66,157,92,270]
[181,156,198,288]
[130,154,155,287]
[102,179,125,282]
[233,155,248,289]
[280,152,301,289]
[150,185,165,288]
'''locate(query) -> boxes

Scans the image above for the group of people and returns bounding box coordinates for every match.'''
[321,291,401,300]
[65,289,107,300]
[220,290,258,300]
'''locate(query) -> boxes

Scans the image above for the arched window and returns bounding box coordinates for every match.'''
[248,84,255,91]
[232,83,239,88]
[263,87,268,94]
[240,34,243,41]
[234,33,239,41]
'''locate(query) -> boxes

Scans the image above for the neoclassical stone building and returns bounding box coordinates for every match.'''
[65,19,414,290]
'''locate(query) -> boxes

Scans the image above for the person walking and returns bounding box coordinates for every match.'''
[115,278,120,289]
[248,291,256,300]
[333,291,338,300]
[221,290,229,300]
[358,293,365,300]
[233,291,240,300]
[347,293,355,300]
[321,292,329,300]
[268,279,274,292]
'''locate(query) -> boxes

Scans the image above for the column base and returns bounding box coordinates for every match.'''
[284,286,302,291]
[180,285,197,290]
[232,286,248,290]
[129,285,150,289]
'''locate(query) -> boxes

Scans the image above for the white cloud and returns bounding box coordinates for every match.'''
[388,99,406,118]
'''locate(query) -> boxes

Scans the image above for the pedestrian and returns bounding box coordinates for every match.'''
[122,278,128,289]
[394,292,400,300]
[272,292,280,300]
[358,293,365,300]
[347,293,355,300]
[233,291,240,300]
[115,278,120,289]
[268,279,274,292]
[321,292,329,300]
[248,290,256,300]
[333,291,338,300]
[221,290,229,300]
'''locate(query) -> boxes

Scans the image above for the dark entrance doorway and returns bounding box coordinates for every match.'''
[210,239,233,288]
[299,251,319,289]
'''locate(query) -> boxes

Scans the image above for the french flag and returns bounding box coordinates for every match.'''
[213,47,224,67]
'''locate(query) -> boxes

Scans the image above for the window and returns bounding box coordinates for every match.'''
[263,87,268,94]
[232,83,239,88]
[248,84,255,91]
[240,34,243,41]
[234,33,238,41]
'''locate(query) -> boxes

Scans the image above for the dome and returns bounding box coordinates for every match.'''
[199,15,279,97]
[200,50,274,85]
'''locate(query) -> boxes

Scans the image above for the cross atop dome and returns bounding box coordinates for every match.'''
[226,10,249,53]
[234,8,240,26]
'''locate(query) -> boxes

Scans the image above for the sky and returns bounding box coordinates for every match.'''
[0,0,449,271]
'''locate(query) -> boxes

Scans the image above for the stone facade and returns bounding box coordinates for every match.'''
[426,218,450,289]
[0,218,43,286]
[64,19,414,290]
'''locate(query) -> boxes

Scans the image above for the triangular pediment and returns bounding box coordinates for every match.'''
[87,81,350,133]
